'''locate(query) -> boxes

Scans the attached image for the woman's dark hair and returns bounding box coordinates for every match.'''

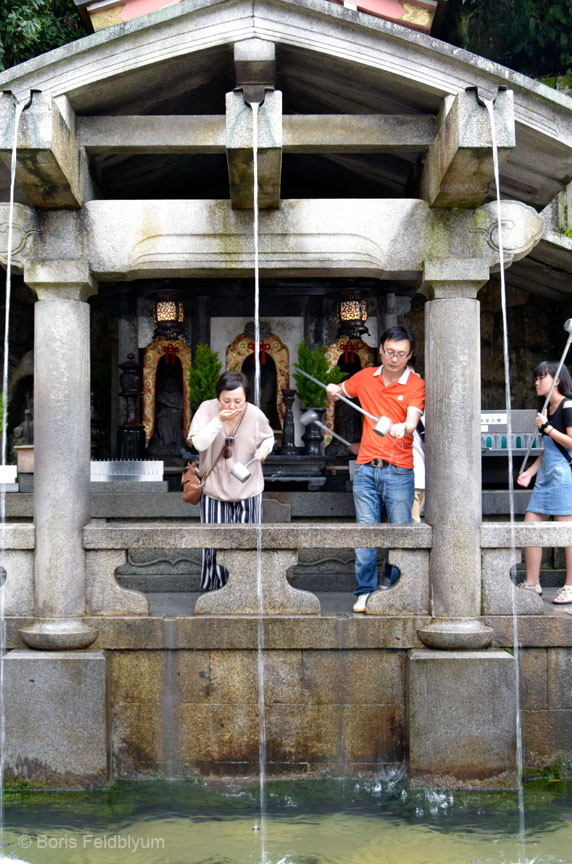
[533,360,572,409]
[215,370,251,400]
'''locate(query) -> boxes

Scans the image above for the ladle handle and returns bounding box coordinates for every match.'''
[295,368,379,422]
[310,418,353,449]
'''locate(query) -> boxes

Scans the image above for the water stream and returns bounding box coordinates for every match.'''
[250,100,268,864]
[484,97,526,862]
[1,95,28,864]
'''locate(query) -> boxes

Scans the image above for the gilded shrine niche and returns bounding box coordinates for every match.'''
[142,338,192,457]
[226,327,289,431]
[324,337,376,449]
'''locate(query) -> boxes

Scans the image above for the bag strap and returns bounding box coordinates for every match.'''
[196,443,226,486]
[552,437,572,469]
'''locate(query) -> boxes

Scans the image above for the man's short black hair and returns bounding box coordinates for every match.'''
[379,325,415,353]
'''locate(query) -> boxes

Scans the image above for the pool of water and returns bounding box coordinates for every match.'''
[2,776,572,864]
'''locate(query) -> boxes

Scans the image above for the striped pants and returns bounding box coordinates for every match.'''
[199,493,262,590]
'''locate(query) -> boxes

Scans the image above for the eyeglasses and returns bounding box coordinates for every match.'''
[382,349,410,359]
[222,436,234,459]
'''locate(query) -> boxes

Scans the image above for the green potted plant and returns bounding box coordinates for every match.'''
[189,343,222,410]
[293,341,346,408]
[293,342,346,456]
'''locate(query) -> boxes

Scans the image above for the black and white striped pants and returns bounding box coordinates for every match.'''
[199,492,262,590]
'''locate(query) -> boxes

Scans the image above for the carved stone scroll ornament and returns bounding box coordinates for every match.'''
[0,203,38,274]
[473,200,544,270]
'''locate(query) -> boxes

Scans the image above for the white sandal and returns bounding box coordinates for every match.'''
[553,585,572,605]
[517,581,542,595]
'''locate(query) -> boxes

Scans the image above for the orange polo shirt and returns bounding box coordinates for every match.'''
[342,365,425,468]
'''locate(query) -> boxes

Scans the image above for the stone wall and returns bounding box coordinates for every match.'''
[106,642,572,781]
[111,648,405,778]
[519,648,572,776]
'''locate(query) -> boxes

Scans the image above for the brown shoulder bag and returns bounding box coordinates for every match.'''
[181,460,203,505]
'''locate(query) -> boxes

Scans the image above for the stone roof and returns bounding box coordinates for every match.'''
[0,0,571,297]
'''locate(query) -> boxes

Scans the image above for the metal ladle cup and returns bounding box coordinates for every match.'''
[230,455,259,484]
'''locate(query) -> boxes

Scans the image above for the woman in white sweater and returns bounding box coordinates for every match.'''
[187,370,275,590]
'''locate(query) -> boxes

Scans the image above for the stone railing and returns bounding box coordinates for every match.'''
[0,524,35,616]
[82,523,433,617]
[6,520,571,620]
[481,522,572,615]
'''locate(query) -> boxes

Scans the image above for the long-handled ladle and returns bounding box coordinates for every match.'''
[295,368,392,436]
[299,409,354,448]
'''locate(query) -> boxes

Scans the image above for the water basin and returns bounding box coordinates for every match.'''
[3,778,572,864]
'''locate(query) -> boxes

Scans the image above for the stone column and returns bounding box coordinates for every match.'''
[419,258,492,649]
[20,261,98,650]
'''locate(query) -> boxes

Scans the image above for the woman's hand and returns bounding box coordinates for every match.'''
[535,411,548,429]
[517,469,533,488]
[218,406,244,423]
[254,445,271,462]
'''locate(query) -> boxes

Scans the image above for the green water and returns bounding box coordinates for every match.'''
[2,777,572,864]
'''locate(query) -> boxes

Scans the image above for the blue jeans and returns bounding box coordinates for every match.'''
[352,462,414,596]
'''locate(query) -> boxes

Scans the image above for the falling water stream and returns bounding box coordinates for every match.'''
[1,95,29,864]
[484,97,526,863]
[250,100,268,864]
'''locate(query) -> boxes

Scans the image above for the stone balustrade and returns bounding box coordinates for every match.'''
[0,524,35,616]
[82,523,433,617]
[5,520,572,620]
[481,521,572,615]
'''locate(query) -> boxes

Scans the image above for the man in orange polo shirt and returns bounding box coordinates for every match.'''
[327,325,425,613]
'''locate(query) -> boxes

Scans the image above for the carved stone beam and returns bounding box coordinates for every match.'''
[419,88,515,208]
[227,39,281,210]
[0,92,91,208]
[77,114,434,155]
[424,199,544,289]
[0,202,38,275]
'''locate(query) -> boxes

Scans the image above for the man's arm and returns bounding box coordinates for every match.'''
[388,407,422,439]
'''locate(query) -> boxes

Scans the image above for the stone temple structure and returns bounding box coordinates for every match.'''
[0,0,572,787]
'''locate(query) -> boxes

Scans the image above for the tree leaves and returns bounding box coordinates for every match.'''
[445,0,572,77]
[0,0,86,71]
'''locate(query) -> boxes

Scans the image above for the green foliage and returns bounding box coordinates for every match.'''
[538,760,572,780]
[293,342,347,409]
[0,0,86,71]
[189,344,222,409]
[445,0,572,77]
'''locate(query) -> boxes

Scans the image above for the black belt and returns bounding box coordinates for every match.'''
[369,458,392,468]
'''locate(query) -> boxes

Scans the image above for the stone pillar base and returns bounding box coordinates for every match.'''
[19,617,97,650]
[408,649,516,786]
[3,650,107,788]
[416,618,494,650]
